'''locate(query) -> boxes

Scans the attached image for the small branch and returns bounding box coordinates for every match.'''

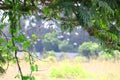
[0,4,39,11]
[0,6,12,10]
[0,30,10,72]
[17,50,34,77]
[11,31,23,80]
[18,50,44,61]
[0,30,8,42]
[28,51,33,76]
[14,50,23,79]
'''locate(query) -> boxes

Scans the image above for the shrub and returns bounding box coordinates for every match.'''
[43,50,56,58]
[99,50,120,61]
[49,63,94,79]
[43,56,57,62]
[59,40,74,52]
[74,56,86,62]
[99,51,114,60]
[78,42,100,57]
[42,32,60,52]
[47,50,56,56]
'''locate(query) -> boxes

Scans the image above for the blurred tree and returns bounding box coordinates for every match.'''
[42,31,60,52]
[78,42,100,58]
[59,40,74,52]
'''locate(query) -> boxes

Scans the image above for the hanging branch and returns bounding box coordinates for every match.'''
[11,31,23,80]
[0,30,10,72]
[9,9,23,79]
[0,30,8,42]
[28,51,33,77]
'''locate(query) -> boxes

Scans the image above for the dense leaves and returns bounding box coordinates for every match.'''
[46,0,120,51]
[43,31,60,51]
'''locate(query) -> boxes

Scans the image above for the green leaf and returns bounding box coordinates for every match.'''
[7,40,13,47]
[30,76,35,80]
[43,7,49,16]
[0,38,6,43]
[0,54,6,63]
[22,76,30,80]
[12,46,18,51]
[0,24,6,29]
[1,17,4,22]
[30,65,35,72]
[14,35,27,42]
[31,34,38,41]
[30,64,38,72]
[13,59,17,64]
[25,57,29,62]
[92,20,96,23]
[35,64,38,71]
[23,41,31,49]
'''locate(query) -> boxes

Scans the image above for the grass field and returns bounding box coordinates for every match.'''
[0,57,120,80]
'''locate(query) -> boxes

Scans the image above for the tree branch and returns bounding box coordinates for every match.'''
[0,30,10,72]
[0,30,8,42]
[11,30,23,80]
[0,4,38,12]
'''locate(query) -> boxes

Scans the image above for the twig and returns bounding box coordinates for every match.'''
[0,30,8,42]
[28,51,33,77]
[11,31,23,80]
[0,30,10,72]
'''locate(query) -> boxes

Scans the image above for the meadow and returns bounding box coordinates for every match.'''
[0,56,120,80]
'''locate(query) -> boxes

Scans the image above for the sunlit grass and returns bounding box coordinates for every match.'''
[0,56,120,80]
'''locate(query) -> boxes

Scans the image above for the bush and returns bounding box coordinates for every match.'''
[47,50,56,56]
[78,42,100,57]
[113,50,120,56]
[59,40,74,52]
[74,56,86,62]
[49,63,93,79]
[42,31,60,52]
[99,50,120,61]
[44,50,56,58]
[43,56,57,62]
[98,51,113,60]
